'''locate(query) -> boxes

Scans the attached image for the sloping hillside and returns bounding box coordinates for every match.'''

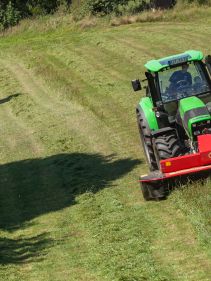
[0,15,211,281]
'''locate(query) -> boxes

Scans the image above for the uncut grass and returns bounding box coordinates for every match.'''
[1,14,211,281]
[110,5,211,26]
[171,179,211,252]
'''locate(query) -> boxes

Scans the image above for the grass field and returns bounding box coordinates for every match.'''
[1,9,211,280]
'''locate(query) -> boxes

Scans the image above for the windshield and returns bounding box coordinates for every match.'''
[158,61,211,103]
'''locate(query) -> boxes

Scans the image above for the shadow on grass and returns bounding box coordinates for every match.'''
[0,233,52,265]
[0,153,140,231]
[0,93,21,105]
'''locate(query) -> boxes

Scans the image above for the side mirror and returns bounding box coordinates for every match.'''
[131,79,142,91]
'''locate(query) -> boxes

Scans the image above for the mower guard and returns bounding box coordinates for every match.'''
[140,134,211,184]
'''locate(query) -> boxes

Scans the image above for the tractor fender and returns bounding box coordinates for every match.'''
[136,97,159,131]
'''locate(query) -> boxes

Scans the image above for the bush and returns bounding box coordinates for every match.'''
[72,0,151,18]
[86,0,129,15]
[0,0,71,29]
[27,0,61,15]
[0,1,21,30]
[116,0,150,15]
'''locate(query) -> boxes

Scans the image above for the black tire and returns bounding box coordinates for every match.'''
[137,110,158,171]
[154,131,182,168]
[141,182,166,201]
[141,182,152,201]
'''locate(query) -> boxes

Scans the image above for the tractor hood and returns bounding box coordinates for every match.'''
[178,96,211,138]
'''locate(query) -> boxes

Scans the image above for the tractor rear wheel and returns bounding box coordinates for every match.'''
[137,112,158,171]
[154,131,182,168]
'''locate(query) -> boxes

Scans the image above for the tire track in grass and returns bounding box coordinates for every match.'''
[1,59,71,114]
[98,23,196,64]
[4,107,43,156]
[3,29,152,161]
[0,73,44,162]
[0,100,46,229]
[2,33,142,157]
[42,51,138,134]
[117,23,211,58]
[0,58,130,155]
[71,44,140,81]
[0,64,49,229]
[94,27,166,65]
[102,34,158,64]
[114,36,178,59]
[57,43,138,121]
[16,52,141,157]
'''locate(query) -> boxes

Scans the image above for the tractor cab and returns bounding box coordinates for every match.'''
[157,61,211,104]
[133,50,211,124]
[145,50,211,113]
[156,58,211,119]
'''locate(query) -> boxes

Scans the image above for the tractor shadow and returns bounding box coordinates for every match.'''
[0,233,52,265]
[0,153,140,264]
[0,153,140,231]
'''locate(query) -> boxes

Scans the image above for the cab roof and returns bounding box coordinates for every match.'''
[145,50,203,72]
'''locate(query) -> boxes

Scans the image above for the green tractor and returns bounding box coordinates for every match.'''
[132,50,211,200]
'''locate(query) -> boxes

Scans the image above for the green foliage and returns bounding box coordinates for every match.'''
[0,1,21,30]
[72,0,129,17]
[72,0,150,19]
[85,0,127,15]
[0,0,211,30]
[27,0,61,15]
[116,0,150,15]
[0,0,71,29]
[85,0,150,16]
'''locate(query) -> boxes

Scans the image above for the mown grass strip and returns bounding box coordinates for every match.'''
[0,14,211,281]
